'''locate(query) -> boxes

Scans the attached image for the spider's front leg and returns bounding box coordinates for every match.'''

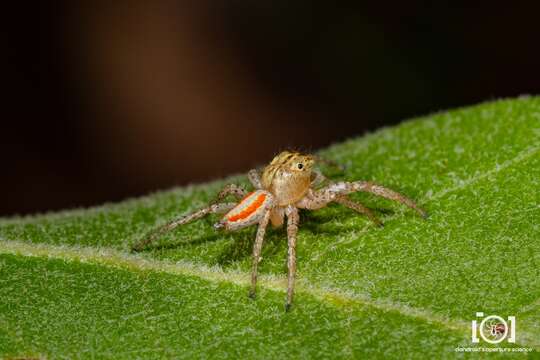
[297,181,426,220]
[131,202,237,252]
[347,181,427,217]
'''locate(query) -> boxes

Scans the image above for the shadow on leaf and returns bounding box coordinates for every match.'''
[146,232,224,251]
[216,229,287,267]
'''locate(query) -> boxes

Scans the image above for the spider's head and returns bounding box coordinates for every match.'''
[262,151,316,205]
[270,151,315,174]
[267,151,315,176]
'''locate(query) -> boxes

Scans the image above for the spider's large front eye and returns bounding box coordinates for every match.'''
[297,163,304,170]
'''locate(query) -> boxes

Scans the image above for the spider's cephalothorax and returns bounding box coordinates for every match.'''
[132,151,427,310]
[262,151,315,204]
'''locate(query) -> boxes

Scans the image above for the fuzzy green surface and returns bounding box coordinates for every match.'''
[1,97,539,358]
[0,254,472,359]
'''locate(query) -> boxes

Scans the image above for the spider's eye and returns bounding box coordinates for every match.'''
[297,163,304,170]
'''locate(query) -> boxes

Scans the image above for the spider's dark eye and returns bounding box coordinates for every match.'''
[297,163,304,169]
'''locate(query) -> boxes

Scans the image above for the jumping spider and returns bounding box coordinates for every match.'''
[132,151,427,310]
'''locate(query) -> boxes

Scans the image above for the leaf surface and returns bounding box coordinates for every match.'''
[1,97,539,358]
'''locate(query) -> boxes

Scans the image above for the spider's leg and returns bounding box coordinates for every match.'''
[131,202,237,252]
[248,169,263,189]
[348,181,427,218]
[285,205,299,311]
[249,210,271,299]
[212,184,247,204]
[334,195,383,227]
[301,181,426,218]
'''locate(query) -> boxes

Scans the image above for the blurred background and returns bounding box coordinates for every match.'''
[3,1,540,216]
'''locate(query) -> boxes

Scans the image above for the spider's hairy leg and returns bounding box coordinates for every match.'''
[297,181,426,218]
[319,181,427,218]
[285,205,299,311]
[295,189,331,210]
[212,183,247,204]
[334,195,383,227]
[249,210,271,299]
[248,169,263,189]
[348,181,427,218]
[131,202,237,252]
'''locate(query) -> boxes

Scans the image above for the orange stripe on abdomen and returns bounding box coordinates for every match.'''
[228,193,267,222]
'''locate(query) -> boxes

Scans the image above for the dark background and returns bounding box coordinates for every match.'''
[3,1,539,216]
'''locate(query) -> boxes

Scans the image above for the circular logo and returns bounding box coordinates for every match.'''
[479,315,508,344]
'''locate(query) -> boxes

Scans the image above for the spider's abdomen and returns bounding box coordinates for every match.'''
[219,190,274,230]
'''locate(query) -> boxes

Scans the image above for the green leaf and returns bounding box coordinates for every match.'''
[1,97,539,358]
